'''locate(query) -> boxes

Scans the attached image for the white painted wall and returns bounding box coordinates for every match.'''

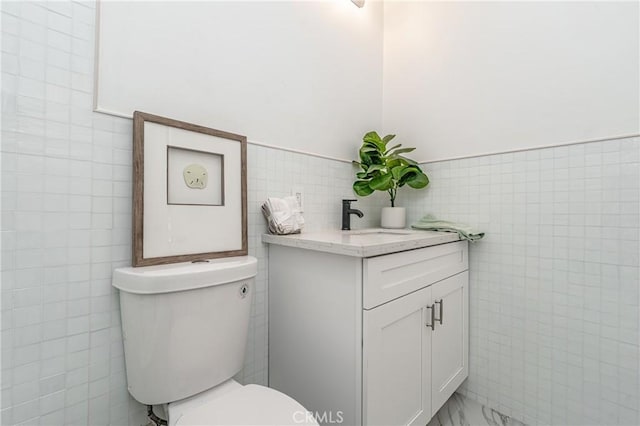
[383,1,640,162]
[96,0,383,161]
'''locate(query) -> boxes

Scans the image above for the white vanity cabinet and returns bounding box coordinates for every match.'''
[266,232,468,426]
[363,271,468,425]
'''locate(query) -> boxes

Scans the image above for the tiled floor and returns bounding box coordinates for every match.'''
[428,393,527,426]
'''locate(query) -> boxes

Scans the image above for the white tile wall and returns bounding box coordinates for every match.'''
[0,2,380,424]
[401,137,640,426]
[1,3,145,424]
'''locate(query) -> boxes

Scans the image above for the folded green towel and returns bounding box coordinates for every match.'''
[412,214,485,242]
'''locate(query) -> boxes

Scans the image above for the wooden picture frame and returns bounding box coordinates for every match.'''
[132,111,247,266]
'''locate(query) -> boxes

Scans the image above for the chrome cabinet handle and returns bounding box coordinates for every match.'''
[434,299,443,325]
[425,304,435,330]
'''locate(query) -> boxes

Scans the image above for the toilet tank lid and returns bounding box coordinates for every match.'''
[112,256,257,294]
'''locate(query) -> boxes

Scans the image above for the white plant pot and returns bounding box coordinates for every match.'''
[381,207,406,229]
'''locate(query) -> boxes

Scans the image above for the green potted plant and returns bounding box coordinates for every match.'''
[352,131,429,228]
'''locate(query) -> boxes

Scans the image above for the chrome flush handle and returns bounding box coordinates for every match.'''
[435,299,443,325]
[425,304,435,330]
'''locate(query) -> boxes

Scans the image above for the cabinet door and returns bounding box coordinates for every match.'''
[430,271,469,414]
[363,285,432,426]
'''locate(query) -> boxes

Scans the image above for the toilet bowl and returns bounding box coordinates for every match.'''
[167,379,316,426]
[112,256,318,426]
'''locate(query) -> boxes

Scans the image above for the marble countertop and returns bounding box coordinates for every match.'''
[262,228,460,257]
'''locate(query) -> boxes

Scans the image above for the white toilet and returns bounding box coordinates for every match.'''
[112,256,318,426]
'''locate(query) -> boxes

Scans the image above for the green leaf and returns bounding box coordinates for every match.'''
[397,166,423,187]
[353,180,374,196]
[406,172,429,189]
[360,146,378,154]
[391,165,407,180]
[356,171,369,179]
[382,134,396,145]
[388,147,416,157]
[363,131,386,152]
[360,149,379,163]
[370,173,394,191]
[366,164,385,173]
[397,165,419,178]
[362,140,380,148]
[363,131,382,143]
[396,170,414,187]
[397,155,418,165]
[363,156,383,168]
[384,143,401,155]
[386,158,404,169]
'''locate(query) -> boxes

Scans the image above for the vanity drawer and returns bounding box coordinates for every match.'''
[363,240,468,309]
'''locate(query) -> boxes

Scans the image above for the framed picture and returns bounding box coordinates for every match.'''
[132,111,247,266]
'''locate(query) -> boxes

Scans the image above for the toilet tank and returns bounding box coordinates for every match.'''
[112,256,258,405]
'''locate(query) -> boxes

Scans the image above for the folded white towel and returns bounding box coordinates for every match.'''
[261,196,305,234]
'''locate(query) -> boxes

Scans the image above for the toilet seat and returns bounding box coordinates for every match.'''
[174,384,318,426]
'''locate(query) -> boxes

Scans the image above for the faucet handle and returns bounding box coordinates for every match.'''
[342,199,362,231]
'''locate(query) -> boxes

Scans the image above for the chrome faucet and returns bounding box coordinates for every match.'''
[342,199,364,230]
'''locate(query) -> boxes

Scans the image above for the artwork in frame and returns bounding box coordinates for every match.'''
[166,146,224,206]
[132,111,247,266]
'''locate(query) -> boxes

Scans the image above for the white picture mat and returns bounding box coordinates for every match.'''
[143,122,242,258]
[167,147,223,206]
